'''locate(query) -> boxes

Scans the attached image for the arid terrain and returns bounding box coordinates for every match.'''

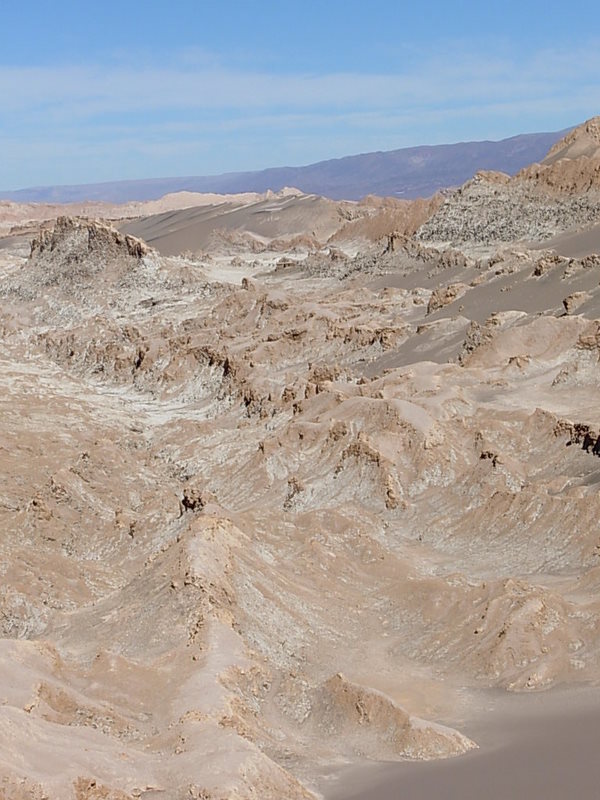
[2,118,600,799]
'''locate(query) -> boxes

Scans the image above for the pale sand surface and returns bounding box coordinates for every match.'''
[120,194,356,255]
[323,687,600,799]
[542,222,600,259]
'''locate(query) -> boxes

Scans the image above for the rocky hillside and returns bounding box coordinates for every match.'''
[417,117,600,247]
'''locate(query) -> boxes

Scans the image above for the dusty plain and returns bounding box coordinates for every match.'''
[2,119,600,799]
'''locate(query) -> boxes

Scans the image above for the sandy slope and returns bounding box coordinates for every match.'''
[0,188,303,237]
[0,189,437,263]
[119,193,440,257]
[538,221,600,258]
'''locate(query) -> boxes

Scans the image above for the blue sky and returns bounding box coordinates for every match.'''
[2,1,599,189]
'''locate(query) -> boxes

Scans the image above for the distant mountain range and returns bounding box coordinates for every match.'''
[1,129,570,203]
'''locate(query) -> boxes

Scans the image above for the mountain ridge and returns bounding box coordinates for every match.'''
[1,129,570,203]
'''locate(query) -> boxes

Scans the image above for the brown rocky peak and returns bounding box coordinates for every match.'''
[13,216,158,306]
[30,216,152,261]
[542,115,600,165]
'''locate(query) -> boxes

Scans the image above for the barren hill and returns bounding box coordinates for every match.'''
[418,116,600,250]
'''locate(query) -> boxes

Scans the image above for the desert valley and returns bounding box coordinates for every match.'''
[2,117,600,798]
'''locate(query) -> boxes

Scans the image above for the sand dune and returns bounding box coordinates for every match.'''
[120,193,349,255]
[0,188,305,238]
[119,192,439,257]
[0,189,437,263]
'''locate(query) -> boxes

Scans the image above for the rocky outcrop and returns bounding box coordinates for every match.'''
[29,216,152,264]
[555,419,600,455]
[543,116,600,164]
[0,217,157,309]
[310,674,476,760]
[563,292,590,314]
[427,283,466,314]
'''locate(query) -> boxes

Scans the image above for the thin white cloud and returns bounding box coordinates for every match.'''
[1,40,599,186]
[0,42,599,116]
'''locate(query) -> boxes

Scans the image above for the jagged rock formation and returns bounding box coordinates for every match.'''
[30,215,152,261]
[2,216,155,304]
